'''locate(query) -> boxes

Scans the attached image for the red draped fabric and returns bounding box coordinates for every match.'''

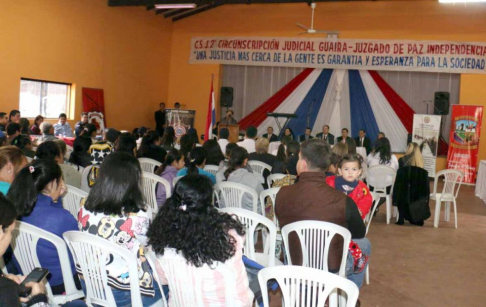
[238,68,314,130]
[369,71,414,133]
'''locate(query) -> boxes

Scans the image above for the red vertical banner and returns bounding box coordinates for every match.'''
[447,105,483,184]
[82,88,106,133]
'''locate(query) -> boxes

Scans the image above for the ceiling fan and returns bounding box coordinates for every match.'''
[296,2,340,36]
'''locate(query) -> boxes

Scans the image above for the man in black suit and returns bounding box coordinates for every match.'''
[262,126,278,142]
[154,102,166,136]
[315,124,334,145]
[299,127,314,142]
[355,129,372,155]
[336,128,350,144]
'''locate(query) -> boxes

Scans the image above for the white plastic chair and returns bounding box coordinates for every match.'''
[366,165,398,224]
[156,248,238,307]
[363,191,380,286]
[10,222,84,305]
[430,169,464,228]
[26,156,33,162]
[259,187,281,224]
[281,221,351,277]
[63,231,143,307]
[141,171,171,219]
[144,250,169,307]
[139,157,162,173]
[214,181,261,215]
[63,185,88,221]
[172,176,184,187]
[258,266,359,307]
[220,208,281,267]
[248,161,272,178]
[203,165,219,176]
[70,163,84,173]
[266,173,287,188]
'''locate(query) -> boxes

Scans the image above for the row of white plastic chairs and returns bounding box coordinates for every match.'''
[1,211,364,306]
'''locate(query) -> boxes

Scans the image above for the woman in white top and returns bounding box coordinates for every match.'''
[366,137,398,196]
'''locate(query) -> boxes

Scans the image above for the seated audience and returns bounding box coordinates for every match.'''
[298,127,314,142]
[0,194,51,307]
[155,148,185,207]
[160,126,176,150]
[218,128,230,154]
[203,139,225,167]
[176,147,216,184]
[31,115,44,135]
[179,134,196,164]
[115,132,137,156]
[81,123,98,140]
[326,152,340,177]
[280,127,294,145]
[249,138,276,181]
[223,146,263,213]
[0,131,6,147]
[271,144,287,174]
[7,159,80,295]
[148,174,253,307]
[9,110,21,124]
[275,139,370,294]
[0,112,8,131]
[53,113,73,137]
[237,126,257,154]
[284,141,300,176]
[262,126,278,143]
[137,130,167,164]
[39,122,57,142]
[0,146,28,195]
[399,142,424,169]
[19,118,31,135]
[74,112,89,137]
[11,135,35,158]
[36,141,82,189]
[367,137,398,173]
[332,142,348,157]
[6,123,21,145]
[187,128,200,145]
[216,143,238,182]
[77,152,163,306]
[89,128,120,165]
[68,136,93,168]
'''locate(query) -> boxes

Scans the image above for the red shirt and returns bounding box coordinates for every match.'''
[326,176,372,219]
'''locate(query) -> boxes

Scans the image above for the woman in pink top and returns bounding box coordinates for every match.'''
[148,174,254,307]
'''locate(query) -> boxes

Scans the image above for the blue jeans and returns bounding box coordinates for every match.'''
[345,237,371,289]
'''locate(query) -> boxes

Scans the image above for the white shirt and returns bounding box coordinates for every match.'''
[218,138,229,155]
[237,138,256,154]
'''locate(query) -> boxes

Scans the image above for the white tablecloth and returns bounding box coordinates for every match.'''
[476,160,486,204]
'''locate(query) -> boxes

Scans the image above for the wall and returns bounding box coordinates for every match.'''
[167,1,486,165]
[0,0,172,131]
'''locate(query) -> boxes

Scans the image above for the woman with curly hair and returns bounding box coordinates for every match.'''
[148,174,254,306]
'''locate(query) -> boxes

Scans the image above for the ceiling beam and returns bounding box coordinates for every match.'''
[173,2,223,21]
[109,0,354,7]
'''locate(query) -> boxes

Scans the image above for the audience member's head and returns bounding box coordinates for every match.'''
[6,123,21,138]
[180,134,196,158]
[41,122,54,135]
[346,137,357,154]
[338,153,364,182]
[341,128,349,138]
[35,141,62,163]
[224,143,238,159]
[0,113,8,126]
[187,147,206,175]
[84,123,97,137]
[373,137,392,164]
[202,139,225,166]
[0,194,17,255]
[33,115,44,127]
[105,128,121,144]
[245,126,257,140]
[276,144,286,162]
[286,140,300,157]
[404,142,424,168]
[297,139,331,174]
[137,126,148,137]
[11,135,32,151]
[19,118,30,135]
[255,137,270,154]
[147,174,245,267]
[58,113,67,125]
[69,136,92,166]
[155,148,185,176]
[225,146,248,180]
[138,130,161,157]
[187,128,200,144]
[0,131,6,147]
[115,132,137,157]
[9,110,20,123]
[7,159,64,216]
[0,146,28,184]
[327,152,341,175]
[219,128,229,140]
[54,139,67,159]
[332,142,348,157]
[161,127,176,147]
[84,152,145,215]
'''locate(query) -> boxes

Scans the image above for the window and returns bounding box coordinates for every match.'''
[19,78,72,119]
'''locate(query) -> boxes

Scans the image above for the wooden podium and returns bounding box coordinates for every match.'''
[219,124,239,143]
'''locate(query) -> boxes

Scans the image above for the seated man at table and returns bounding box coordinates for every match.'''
[275,139,371,293]
[262,126,278,143]
[54,113,74,137]
[354,129,371,156]
[298,127,314,142]
[316,124,335,145]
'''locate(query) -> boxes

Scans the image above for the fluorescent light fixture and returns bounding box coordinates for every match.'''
[439,0,486,2]
[154,3,197,9]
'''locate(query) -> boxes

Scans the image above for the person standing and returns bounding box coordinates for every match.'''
[154,102,166,136]
[354,129,371,156]
[74,112,89,137]
[316,124,335,145]
[220,110,238,125]
[53,113,74,137]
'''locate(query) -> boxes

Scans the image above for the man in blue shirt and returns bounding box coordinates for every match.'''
[53,113,73,137]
